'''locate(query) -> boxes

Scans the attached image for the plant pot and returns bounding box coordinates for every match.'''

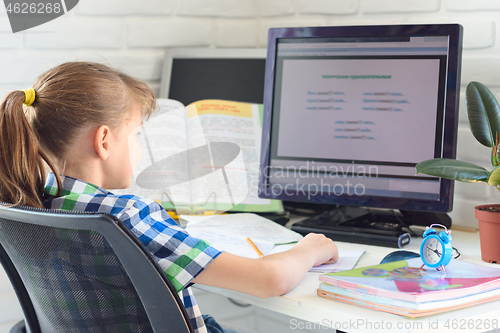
[475,204,500,264]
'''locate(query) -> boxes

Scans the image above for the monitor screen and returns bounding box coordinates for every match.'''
[159,48,267,105]
[259,24,463,214]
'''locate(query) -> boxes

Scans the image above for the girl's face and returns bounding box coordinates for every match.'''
[106,104,143,189]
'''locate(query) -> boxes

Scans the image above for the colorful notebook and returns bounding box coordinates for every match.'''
[318,257,500,318]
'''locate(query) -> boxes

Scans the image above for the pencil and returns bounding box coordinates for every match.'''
[246,237,264,258]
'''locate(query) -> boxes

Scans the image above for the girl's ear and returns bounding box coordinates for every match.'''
[94,125,111,160]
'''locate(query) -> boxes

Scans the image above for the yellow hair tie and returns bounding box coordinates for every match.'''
[22,88,36,106]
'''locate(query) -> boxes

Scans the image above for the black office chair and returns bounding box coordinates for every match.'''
[0,203,194,333]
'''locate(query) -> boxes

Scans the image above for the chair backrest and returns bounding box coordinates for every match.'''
[0,203,194,333]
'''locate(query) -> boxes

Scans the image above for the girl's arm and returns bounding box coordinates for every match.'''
[192,233,338,298]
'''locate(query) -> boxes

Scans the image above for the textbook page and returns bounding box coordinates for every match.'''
[183,213,302,258]
[119,98,282,214]
[185,100,279,213]
[115,99,192,210]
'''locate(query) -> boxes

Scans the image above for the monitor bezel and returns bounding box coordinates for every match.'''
[259,24,463,213]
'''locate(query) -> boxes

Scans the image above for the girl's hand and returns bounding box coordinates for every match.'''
[194,232,339,297]
[295,233,339,266]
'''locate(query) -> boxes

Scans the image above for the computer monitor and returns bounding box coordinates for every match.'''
[159,48,267,104]
[258,24,463,247]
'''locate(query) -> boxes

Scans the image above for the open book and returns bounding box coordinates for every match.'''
[119,99,283,215]
[183,213,363,272]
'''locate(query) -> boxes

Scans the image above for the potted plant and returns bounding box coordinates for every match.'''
[416,81,500,264]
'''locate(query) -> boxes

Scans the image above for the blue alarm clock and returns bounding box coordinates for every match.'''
[420,224,453,271]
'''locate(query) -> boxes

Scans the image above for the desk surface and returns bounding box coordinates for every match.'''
[194,226,500,333]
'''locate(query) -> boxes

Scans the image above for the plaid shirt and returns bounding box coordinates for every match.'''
[43,173,221,333]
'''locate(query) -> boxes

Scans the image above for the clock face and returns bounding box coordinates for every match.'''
[422,237,443,265]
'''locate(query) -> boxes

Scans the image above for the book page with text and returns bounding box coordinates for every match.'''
[116,99,192,210]
[185,100,269,211]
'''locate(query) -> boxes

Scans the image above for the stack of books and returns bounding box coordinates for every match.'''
[318,257,500,318]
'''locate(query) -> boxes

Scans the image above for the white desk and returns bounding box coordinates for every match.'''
[194,227,500,333]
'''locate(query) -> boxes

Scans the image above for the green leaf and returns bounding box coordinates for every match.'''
[488,167,500,185]
[415,158,489,183]
[466,81,500,148]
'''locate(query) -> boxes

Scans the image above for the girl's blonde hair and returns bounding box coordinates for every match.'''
[0,62,156,207]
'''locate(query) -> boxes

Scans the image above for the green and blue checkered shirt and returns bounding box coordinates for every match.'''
[43,173,222,333]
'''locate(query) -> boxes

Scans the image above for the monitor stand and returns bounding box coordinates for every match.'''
[290,205,451,248]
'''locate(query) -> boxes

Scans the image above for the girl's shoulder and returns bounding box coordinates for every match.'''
[43,190,163,215]
[105,192,176,224]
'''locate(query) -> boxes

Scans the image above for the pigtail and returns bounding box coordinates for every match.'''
[0,91,61,207]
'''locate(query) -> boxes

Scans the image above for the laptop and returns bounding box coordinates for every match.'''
[159,48,267,105]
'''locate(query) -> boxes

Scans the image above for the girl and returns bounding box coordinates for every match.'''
[0,62,338,333]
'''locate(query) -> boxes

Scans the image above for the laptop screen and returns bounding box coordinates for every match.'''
[161,49,266,105]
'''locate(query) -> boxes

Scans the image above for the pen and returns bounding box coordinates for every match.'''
[274,240,299,246]
[246,237,264,258]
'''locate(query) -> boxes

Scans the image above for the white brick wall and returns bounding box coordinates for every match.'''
[257,0,295,17]
[26,17,123,49]
[2,0,500,329]
[75,0,175,16]
[0,53,70,84]
[0,19,21,49]
[216,21,258,47]
[297,0,358,15]
[178,0,257,17]
[445,0,500,12]
[360,0,440,14]
[127,18,213,48]
[461,19,496,49]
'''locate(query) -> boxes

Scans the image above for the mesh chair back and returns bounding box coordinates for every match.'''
[0,204,194,333]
